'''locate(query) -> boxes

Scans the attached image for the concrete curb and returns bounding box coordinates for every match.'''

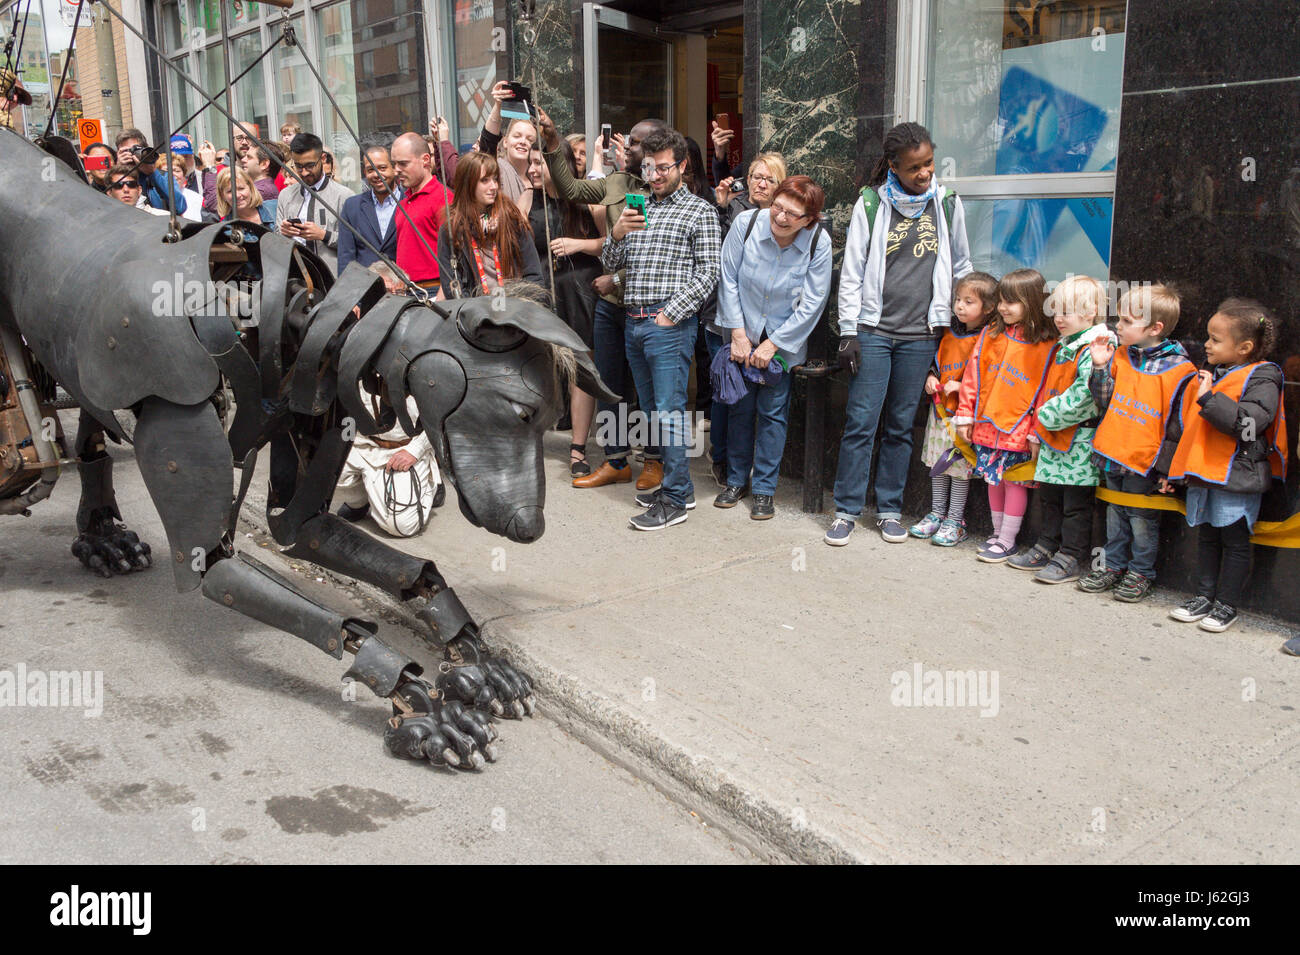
[238,509,868,865]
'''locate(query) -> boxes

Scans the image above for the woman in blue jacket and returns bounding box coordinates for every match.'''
[715,175,832,519]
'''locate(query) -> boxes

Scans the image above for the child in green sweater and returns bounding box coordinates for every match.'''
[1009,275,1115,583]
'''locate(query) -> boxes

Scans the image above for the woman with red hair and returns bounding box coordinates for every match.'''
[714,175,833,519]
[434,151,544,299]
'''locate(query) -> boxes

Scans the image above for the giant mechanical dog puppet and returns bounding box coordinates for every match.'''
[0,130,615,770]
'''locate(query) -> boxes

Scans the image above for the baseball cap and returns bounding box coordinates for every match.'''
[169,133,194,155]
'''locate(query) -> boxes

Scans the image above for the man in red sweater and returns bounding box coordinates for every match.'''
[391,132,453,294]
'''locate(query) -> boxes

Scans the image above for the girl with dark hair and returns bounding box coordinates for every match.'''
[1166,298,1287,632]
[954,268,1058,563]
[434,151,544,299]
[826,121,973,547]
[526,141,608,476]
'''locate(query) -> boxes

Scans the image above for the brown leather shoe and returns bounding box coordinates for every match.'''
[636,459,664,490]
[572,461,632,488]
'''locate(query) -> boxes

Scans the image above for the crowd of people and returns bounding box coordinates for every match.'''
[76,85,1290,632]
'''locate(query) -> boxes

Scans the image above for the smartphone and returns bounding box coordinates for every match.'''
[715,113,730,131]
[83,155,110,171]
[503,81,532,101]
[600,124,611,150]
[286,217,302,225]
[624,193,647,218]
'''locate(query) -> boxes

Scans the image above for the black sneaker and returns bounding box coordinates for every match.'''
[629,499,689,531]
[710,461,727,487]
[1198,601,1238,633]
[1169,595,1214,622]
[635,487,695,510]
[714,484,749,508]
[337,502,369,522]
[750,494,774,520]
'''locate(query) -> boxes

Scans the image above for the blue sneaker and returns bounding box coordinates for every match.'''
[824,518,854,546]
[931,518,968,547]
[909,511,943,539]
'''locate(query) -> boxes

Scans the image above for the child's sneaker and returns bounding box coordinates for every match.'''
[1077,568,1122,593]
[1170,595,1214,622]
[931,518,968,547]
[1034,554,1081,584]
[976,540,1018,563]
[1198,601,1238,632]
[909,511,943,539]
[1112,570,1154,603]
[1007,543,1052,572]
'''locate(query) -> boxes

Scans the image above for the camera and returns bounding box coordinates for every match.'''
[729,179,746,193]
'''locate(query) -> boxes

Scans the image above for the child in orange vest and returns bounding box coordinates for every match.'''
[1080,285,1194,602]
[1166,299,1287,632]
[910,271,998,546]
[1012,275,1115,582]
[955,269,1058,562]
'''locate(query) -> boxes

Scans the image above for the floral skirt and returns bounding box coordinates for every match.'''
[920,409,972,479]
[972,445,1035,487]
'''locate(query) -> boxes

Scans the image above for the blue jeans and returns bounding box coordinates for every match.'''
[593,298,659,465]
[725,373,793,495]
[832,331,939,522]
[704,329,728,466]
[1103,471,1161,579]
[626,313,697,508]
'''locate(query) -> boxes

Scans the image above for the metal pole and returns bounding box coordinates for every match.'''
[93,4,122,134]
[217,0,236,222]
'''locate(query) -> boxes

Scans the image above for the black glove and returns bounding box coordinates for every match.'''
[837,336,861,375]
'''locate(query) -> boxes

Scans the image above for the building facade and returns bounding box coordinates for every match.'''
[5,0,1299,614]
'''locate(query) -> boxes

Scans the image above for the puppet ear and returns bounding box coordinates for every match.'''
[457,296,619,403]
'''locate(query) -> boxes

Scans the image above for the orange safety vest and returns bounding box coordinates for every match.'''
[1033,349,1086,453]
[1167,362,1288,484]
[972,326,1055,436]
[1091,349,1196,476]
[934,326,981,413]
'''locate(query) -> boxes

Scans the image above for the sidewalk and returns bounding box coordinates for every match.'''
[249,432,1300,864]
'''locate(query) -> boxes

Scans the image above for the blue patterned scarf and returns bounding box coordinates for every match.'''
[881,170,939,219]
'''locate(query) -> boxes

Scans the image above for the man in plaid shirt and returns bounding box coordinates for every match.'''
[603,128,722,530]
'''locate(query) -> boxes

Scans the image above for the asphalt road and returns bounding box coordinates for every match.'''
[0,443,750,865]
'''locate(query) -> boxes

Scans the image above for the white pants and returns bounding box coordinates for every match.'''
[336,445,440,538]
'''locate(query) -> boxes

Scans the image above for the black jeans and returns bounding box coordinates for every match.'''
[1035,482,1096,562]
[1196,518,1253,607]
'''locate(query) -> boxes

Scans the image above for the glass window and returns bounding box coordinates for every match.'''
[927,0,1125,179]
[315,0,426,190]
[274,15,315,143]
[597,25,671,141]
[960,196,1113,280]
[449,0,500,150]
[231,30,270,141]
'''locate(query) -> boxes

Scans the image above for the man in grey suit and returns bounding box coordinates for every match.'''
[337,143,403,276]
[276,131,353,273]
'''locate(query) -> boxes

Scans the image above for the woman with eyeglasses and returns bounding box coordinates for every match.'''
[703,150,787,485]
[715,175,831,519]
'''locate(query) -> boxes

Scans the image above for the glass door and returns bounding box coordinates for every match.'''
[581,3,672,170]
